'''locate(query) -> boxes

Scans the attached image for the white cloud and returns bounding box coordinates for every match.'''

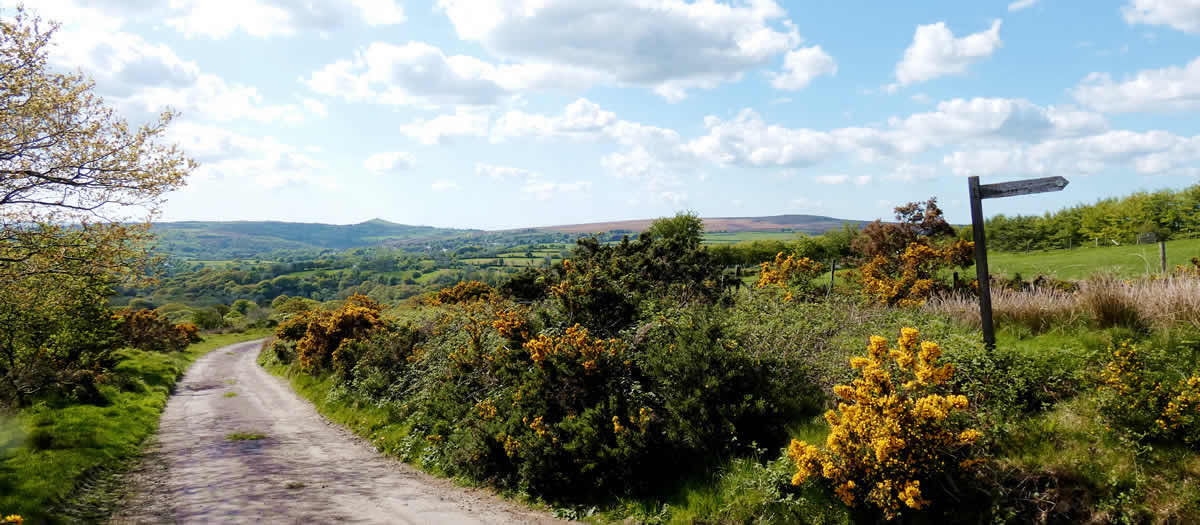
[892,20,1003,89]
[943,130,1200,177]
[167,122,334,188]
[164,0,405,39]
[431,180,461,191]
[436,0,803,101]
[1008,0,1039,12]
[302,98,329,118]
[363,152,415,174]
[49,28,310,124]
[769,46,837,90]
[1123,0,1200,34]
[493,98,680,148]
[476,163,538,180]
[1071,57,1200,113]
[305,42,512,108]
[398,107,490,145]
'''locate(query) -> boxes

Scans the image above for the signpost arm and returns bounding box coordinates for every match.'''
[968,176,996,349]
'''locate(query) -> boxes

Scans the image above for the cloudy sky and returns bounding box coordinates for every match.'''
[18,0,1200,229]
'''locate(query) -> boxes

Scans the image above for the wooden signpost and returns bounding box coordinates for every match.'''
[968,175,1069,349]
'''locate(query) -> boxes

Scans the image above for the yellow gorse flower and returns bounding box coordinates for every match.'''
[786,328,981,520]
[756,252,824,301]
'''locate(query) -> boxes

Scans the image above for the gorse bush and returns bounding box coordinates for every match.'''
[271,295,385,373]
[756,252,825,301]
[115,309,202,353]
[1098,338,1200,446]
[427,280,494,305]
[859,240,975,307]
[787,328,982,520]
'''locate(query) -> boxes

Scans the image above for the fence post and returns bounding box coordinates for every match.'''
[827,260,836,296]
[1161,241,1167,273]
[968,177,995,350]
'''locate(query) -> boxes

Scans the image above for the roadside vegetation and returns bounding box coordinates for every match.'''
[0,330,269,522]
[260,201,1200,523]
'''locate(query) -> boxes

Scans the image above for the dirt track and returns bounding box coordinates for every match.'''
[111,339,563,524]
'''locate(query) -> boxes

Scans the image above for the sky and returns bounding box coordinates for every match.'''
[15,0,1200,229]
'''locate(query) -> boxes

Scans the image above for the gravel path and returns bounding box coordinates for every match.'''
[110,339,564,524]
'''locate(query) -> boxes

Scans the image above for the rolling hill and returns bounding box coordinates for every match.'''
[151,214,867,260]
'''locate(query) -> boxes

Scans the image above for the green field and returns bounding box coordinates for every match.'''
[975,237,1200,280]
[703,231,802,244]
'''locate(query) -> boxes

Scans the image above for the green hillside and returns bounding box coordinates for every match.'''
[151,219,478,259]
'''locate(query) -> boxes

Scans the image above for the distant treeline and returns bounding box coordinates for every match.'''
[981,184,1200,251]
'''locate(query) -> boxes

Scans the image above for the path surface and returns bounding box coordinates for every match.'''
[111,339,564,524]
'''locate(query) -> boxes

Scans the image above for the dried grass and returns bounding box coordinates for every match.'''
[928,273,1200,333]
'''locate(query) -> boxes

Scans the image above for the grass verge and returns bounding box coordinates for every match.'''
[0,329,269,523]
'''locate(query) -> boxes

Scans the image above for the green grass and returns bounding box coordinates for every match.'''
[222,392,238,398]
[703,232,803,245]
[976,237,1200,280]
[225,432,266,441]
[0,329,269,522]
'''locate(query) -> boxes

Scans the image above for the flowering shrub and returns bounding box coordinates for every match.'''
[756,252,825,301]
[271,294,384,373]
[115,308,203,352]
[1098,340,1200,446]
[859,240,974,307]
[787,328,982,520]
[428,280,494,305]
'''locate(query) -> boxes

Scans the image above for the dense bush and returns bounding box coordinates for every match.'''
[755,252,826,301]
[316,297,819,499]
[787,329,982,520]
[1098,336,1200,446]
[115,309,202,353]
[272,294,385,373]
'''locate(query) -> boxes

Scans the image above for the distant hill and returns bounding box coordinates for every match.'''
[150,214,868,260]
[152,219,477,259]
[534,214,869,235]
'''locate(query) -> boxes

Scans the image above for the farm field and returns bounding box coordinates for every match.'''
[977,237,1200,280]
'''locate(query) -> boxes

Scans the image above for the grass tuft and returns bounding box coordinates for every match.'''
[225,432,266,441]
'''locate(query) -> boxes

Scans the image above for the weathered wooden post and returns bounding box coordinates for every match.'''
[1161,241,1167,273]
[827,260,836,296]
[968,175,1069,349]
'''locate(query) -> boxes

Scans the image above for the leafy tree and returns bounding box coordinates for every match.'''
[0,9,194,405]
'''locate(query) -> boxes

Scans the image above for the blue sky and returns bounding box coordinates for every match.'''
[18,0,1200,229]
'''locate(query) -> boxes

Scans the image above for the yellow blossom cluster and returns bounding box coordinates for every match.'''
[756,252,825,301]
[428,280,494,305]
[525,416,550,438]
[1101,341,1200,445]
[522,324,624,368]
[787,328,981,520]
[476,399,497,421]
[2,515,21,525]
[501,434,521,457]
[492,306,530,340]
[859,240,973,307]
